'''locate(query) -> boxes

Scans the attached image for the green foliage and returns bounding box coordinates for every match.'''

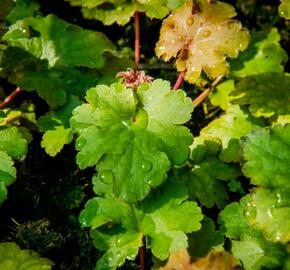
[65,0,186,25]
[241,125,290,243]
[71,79,193,202]
[232,73,290,118]
[0,242,54,269]
[183,136,241,208]
[0,151,16,204]
[0,0,290,269]
[200,105,264,162]
[80,180,202,269]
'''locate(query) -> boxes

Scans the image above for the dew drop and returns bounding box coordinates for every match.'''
[19,27,27,34]
[141,160,152,172]
[202,30,211,38]
[244,203,257,220]
[99,170,114,184]
[178,35,184,42]
[76,137,86,149]
[187,17,193,26]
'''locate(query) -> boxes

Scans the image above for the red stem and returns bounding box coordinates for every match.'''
[173,72,184,90]
[135,12,140,68]
[139,236,146,270]
[192,75,223,107]
[0,87,22,110]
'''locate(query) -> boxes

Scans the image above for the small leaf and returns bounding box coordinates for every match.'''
[0,125,27,159]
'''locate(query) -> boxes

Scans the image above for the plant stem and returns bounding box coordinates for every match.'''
[135,12,140,68]
[192,75,223,107]
[0,87,22,110]
[139,236,146,270]
[173,71,184,90]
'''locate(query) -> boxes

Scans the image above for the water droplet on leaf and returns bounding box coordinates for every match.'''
[187,17,193,26]
[99,170,114,184]
[76,137,86,149]
[141,160,152,172]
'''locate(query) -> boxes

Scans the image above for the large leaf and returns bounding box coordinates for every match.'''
[0,242,54,269]
[156,0,249,83]
[0,151,16,204]
[80,181,202,269]
[232,73,290,118]
[71,80,193,202]
[3,14,114,69]
[200,105,264,162]
[65,0,186,25]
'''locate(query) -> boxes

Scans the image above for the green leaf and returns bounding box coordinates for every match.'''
[80,180,202,269]
[38,95,80,156]
[0,151,16,204]
[0,47,99,108]
[3,14,115,69]
[230,28,288,77]
[219,198,288,270]
[279,0,290,19]
[71,80,193,202]
[5,0,40,24]
[200,105,264,162]
[241,124,290,188]
[64,0,186,25]
[0,125,27,159]
[188,217,224,258]
[240,125,290,243]
[183,136,241,208]
[232,73,290,118]
[0,242,54,269]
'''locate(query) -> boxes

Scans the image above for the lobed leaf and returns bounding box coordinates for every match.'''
[71,80,193,202]
[156,0,249,83]
[3,14,114,69]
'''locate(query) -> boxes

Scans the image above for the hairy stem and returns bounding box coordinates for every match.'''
[173,71,184,90]
[192,75,224,107]
[135,12,140,68]
[139,236,146,270]
[0,87,23,110]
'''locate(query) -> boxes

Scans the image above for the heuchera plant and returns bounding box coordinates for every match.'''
[0,0,290,269]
